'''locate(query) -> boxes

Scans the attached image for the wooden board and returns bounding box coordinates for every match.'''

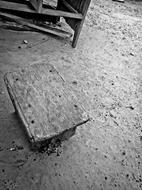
[0,12,72,38]
[57,0,91,47]
[4,64,89,147]
[29,0,43,13]
[0,0,83,19]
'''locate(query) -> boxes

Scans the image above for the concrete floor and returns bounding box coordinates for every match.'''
[0,0,142,189]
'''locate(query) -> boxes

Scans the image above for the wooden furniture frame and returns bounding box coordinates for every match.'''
[57,0,91,47]
[0,0,91,47]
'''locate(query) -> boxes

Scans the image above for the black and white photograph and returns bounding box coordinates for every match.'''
[0,0,141,189]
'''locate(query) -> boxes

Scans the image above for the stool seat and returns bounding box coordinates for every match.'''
[4,63,89,148]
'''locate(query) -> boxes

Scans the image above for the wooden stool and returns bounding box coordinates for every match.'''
[4,64,89,149]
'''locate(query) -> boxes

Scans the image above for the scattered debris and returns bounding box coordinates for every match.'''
[37,138,63,156]
[9,145,24,151]
[0,91,4,95]
[23,40,28,44]
[130,52,135,56]
[10,147,15,151]
[122,151,126,156]
[72,81,78,85]
[126,105,134,110]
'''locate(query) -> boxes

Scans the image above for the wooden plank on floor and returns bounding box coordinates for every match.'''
[4,64,89,146]
[0,12,72,38]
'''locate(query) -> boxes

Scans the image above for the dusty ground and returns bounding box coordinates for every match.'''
[0,0,142,189]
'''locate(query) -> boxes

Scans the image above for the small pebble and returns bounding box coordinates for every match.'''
[122,151,126,156]
[128,106,134,110]
[130,52,134,56]
[72,81,77,85]
[10,147,16,151]
[23,40,28,44]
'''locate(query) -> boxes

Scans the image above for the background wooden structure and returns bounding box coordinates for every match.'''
[30,0,43,13]
[0,0,91,47]
[57,0,91,47]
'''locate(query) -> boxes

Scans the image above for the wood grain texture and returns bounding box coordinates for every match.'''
[57,0,91,47]
[62,0,78,13]
[0,0,83,19]
[0,1,82,20]
[4,64,89,145]
[0,12,72,38]
[29,0,43,13]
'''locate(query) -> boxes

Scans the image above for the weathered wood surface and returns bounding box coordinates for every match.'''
[65,0,91,14]
[0,12,72,38]
[57,0,91,47]
[0,0,90,47]
[4,64,89,146]
[62,0,78,14]
[0,0,36,13]
[29,0,43,13]
[0,0,83,19]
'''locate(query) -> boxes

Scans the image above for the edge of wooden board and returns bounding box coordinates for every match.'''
[4,73,36,144]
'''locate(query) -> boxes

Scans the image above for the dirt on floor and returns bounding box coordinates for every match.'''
[0,0,142,189]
